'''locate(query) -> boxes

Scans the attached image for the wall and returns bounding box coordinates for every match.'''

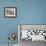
[0,0,46,44]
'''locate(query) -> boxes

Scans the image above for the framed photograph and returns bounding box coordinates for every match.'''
[4,7,17,18]
[18,24,46,42]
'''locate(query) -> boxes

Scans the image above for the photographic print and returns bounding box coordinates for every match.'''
[18,24,46,41]
[4,7,17,18]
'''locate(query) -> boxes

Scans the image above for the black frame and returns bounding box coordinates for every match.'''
[4,7,17,18]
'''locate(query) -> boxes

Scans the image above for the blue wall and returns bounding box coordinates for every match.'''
[0,0,46,44]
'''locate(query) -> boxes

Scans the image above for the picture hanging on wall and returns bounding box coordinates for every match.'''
[4,7,17,18]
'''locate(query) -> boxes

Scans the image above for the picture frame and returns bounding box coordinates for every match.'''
[18,24,46,42]
[4,7,17,18]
